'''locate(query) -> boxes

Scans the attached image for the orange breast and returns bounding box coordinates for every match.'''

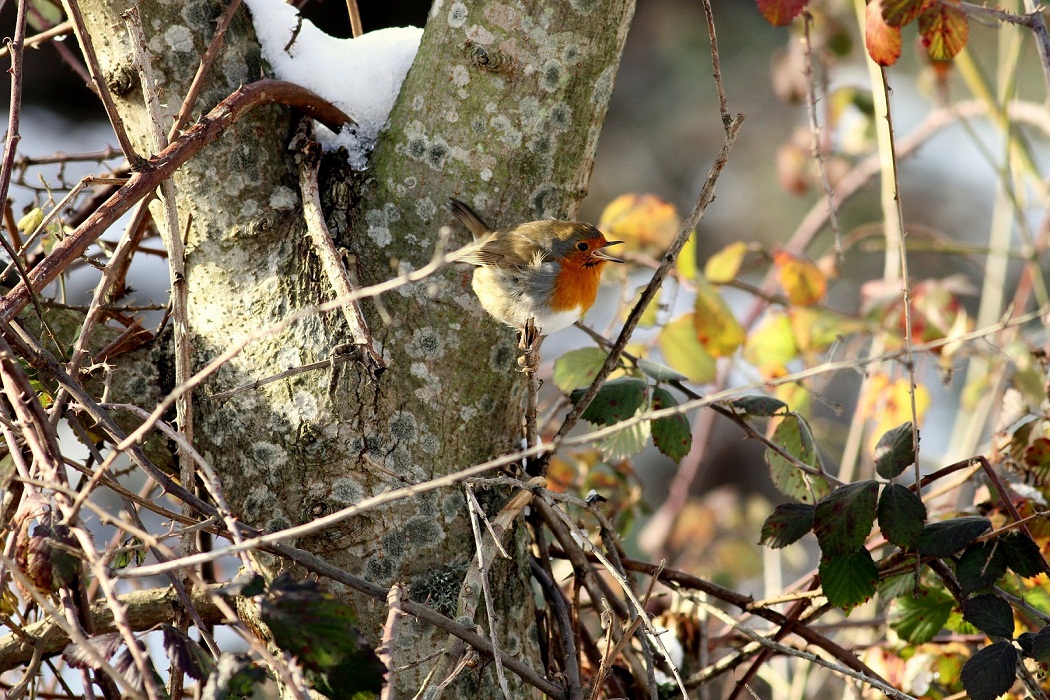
[549,261,602,313]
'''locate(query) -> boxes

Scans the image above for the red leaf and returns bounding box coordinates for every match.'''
[919,0,969,61]
[866,0,903,66]
[757,0,807,27]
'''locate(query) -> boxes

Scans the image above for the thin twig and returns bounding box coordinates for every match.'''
[0,79,355,322]
[294,120,385,378]
[345,0,364,38]
[378,583,406,700]
[62,0,145,168]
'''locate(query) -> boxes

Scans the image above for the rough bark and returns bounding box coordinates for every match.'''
[73,0,634,695]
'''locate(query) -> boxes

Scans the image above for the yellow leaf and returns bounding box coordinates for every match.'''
[859,374,931,450]
[789,307,868,354]
[677,232,698,281]
[16,207,43,234]
[658,313,716,383]
[774,382,811,417]
[704,241,747,284]
[774,249,826,306]
[599,193,681,254]
[694,277,745,358]
[621,286,660,328]
[743,311,798,378]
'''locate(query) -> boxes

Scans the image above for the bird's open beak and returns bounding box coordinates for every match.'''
[593,240,624,263]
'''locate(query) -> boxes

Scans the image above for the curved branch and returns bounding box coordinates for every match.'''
[0,79,354,322]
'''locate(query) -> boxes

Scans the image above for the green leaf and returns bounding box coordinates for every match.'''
[651,387,691,462]
[960,641,1018,700]
[729,395,788,417]
[1018,624,1050,662]
[820,549,878,610]
[760,502,815,549]
[766,413,831,504]
[878,564,918,601]
[260,575,385,697]
[162,624,214,681]
[114,537,148,570]
[963,594,1015,639]
[881,0,932,27]
[873,422,916,479]
[597,418,651,462]
[201,653,266,700]
[637,358,688,383]
[917,517,991,558]
[571,377,648,426]
[1000,531,1049,578]
[877,483,926,550]
[813,480,879,558]
[657,313,716,383]
[889,586,954,644]
[553,347,608,392]
[956,542,1008,595]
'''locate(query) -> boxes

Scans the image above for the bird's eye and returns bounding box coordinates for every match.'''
[576,241,588,252]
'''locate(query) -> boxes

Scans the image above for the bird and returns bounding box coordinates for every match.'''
[449,198,623,337]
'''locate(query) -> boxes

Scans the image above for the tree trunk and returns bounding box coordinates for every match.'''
[76,0,634,695]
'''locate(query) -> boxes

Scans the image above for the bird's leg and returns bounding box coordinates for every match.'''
[520,319,543,475]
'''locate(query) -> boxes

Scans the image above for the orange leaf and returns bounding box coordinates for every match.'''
[865,0,903,66]
[694,278,745,358]
[774,249,826,306]
[599,193,681,254]
[919,0,968,61]
[756,0,808,27]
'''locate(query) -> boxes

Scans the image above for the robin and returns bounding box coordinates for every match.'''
[449,199,623,336]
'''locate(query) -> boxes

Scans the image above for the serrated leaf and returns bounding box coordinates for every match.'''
[743,311,798,379]
[814,480,879,558]
[760,502,815,549]
[638,358,687,383]
[658,313,716,383]
[877,483,927,549]
[956,542,1008,595]
[881,0,933,26]
[918,0,968,61]
[874,422,916,479]
[553,347,608,392]
[773,249,826,306]
[651,387,691,462]
[571,378,647,426]
[596,417,651,461]
[889,586,954,644]
[865,0,903,66]
[756,0,807,26]
[1000,531,1049,578]
[1019,625,1050,662]
[162,623,214,681]
[63,632,125,670]
[730,395,788,417]
[704,241,747,284]
[960,641,1017,700]
[917,516,991,558]
[766,413,831,504]
[819,549,878,610]
[694,277,745,358]
[963,594,1015,639]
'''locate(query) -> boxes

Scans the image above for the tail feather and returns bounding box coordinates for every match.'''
[449,199,492,240]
